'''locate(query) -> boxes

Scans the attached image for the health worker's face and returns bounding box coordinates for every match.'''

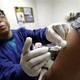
[0,12,11,39]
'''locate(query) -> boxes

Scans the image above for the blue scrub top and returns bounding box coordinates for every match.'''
[0,27,50,80]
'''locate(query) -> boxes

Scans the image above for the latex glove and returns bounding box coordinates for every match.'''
[20,37,51,77]
[46,23,71,48]
[33,43,54,80]
[38,59,54,80]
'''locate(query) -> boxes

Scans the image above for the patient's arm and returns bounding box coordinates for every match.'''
[42,28,80,80]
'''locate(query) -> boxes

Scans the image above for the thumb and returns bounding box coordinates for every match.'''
[22,37,32,55]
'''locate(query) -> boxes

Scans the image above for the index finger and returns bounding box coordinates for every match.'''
[22,37,32,55]
[52,24,65,40]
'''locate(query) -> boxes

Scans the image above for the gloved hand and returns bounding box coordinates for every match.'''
[33,42,54,80]
[46,23,72,48]
[20,37,51,77]
[38,59,54,80]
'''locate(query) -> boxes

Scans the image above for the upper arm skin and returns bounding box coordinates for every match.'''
[42,28,80,80]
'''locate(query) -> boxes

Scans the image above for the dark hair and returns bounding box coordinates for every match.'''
[0,9,5,15]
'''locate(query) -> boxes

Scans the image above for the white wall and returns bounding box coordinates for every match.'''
[0,0,39,29]
[36,0,80,28]
[0,0,80,29]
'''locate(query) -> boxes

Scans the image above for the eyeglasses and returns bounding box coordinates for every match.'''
[0,15,6,20]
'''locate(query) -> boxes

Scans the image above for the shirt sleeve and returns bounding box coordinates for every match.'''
[0,57,38,80]
[18,27,50,44]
